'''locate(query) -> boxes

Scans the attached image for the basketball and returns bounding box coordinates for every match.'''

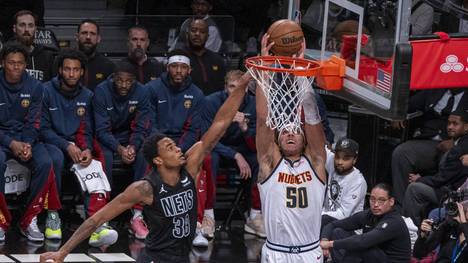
[267,19,304,56]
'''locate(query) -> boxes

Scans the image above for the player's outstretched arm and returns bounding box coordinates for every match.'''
[303,88,327,183]
[256,34,281,183]
[185,72,251,178]
[39,181,154,263]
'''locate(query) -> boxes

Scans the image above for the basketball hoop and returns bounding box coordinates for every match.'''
[246,55,345,133]
[245,56,321,133]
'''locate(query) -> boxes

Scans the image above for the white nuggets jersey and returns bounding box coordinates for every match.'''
[259,155,326,247]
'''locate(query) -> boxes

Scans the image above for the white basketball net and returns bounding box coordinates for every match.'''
[247,58,316,134]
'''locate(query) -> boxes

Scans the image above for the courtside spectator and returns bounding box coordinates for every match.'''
[0,44,61,242]
[320,183,411,263]
[42,49,118,246]
[322,138,367,227]
[93,61,152,239]
[183,19,226,95]
[413,201,468,262]
[402,109,468,225]
[124,26,163,84]
[170,0,222,53]
[76,19,114,90]
[392,88,468,205]
[11,10,54,82]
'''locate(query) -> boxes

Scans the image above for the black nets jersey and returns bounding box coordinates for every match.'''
[142,168,197,262]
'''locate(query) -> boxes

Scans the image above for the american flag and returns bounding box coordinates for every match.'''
[376,68,392,93]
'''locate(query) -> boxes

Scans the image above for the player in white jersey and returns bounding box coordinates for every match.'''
[256,34,328,263]
[322,138,367,227]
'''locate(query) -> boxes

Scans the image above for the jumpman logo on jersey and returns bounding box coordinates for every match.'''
[159,185,168,194]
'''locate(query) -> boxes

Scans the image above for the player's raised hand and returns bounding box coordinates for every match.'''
[292,39,306,59]
[261,34,275,56]
[40,251,65,263]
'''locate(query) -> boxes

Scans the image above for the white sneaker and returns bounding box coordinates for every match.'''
[20,216,44,242]
[244,214,266,238]
[192,223,209,247]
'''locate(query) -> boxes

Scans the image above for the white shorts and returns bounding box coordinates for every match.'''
[261,242,324,263]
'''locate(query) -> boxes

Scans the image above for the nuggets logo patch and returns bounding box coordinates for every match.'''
[129,105,136,113]
[21,99,30,108]
[96,73,104,80]
[184,100,192,109]
[77,106,86,116]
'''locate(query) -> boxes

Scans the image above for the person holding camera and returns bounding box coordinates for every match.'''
[413,202,468,262]
[402,109,468,226]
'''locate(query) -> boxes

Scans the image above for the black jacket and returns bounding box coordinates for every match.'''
[417,134,468,197]
[321,209,411,263]
[408,89,468,140]
[25,44,55,82]
[185,48,226,95]
[82,52,115,91]
[413,219,468,263]
[124,57,164,84]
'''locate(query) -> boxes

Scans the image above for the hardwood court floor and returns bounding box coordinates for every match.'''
[0,217,264,263]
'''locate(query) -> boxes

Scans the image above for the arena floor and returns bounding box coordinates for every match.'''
[0,217,264,263]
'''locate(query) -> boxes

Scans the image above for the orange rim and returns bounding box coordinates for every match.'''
[245,56,321,77]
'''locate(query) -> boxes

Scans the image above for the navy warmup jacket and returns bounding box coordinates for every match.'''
[146,72,204,152]
[202,90,256,158]
[41,77,93,151]
[0,70,43,147]
[93,77,152,152]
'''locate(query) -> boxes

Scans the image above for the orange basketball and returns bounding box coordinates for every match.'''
[267,19,304,56]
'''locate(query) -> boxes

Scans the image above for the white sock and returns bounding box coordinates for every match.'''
[204,209,214,219]
[250,209,261,220]
[132,209,143,219]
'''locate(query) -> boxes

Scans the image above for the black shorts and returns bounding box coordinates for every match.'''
[136,248,189,263]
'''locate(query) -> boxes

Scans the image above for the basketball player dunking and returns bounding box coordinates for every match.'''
[39,72,252,263]
[257,34,328,263]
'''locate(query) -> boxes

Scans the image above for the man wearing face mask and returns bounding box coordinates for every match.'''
[93,61,153,239]
[10,10,54,82]
[124,25,163,84]
[75,19,114,91]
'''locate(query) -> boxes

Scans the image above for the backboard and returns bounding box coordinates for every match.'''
[289,0,414,120]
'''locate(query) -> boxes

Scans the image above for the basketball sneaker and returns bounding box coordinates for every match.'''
[129,216,149,239]
[192,223,209,247]
[201,215,215,239]
[244,214,266,238]
[20,216,44,242]
[45,211,62,240]
[89,223,118,247]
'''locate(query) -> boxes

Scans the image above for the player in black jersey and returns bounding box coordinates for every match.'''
[39,72,252,263]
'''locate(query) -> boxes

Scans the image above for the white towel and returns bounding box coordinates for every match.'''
[71,160,111,193]
[4,159,31,194]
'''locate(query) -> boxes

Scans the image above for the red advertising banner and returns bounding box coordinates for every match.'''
[410,32,468,90]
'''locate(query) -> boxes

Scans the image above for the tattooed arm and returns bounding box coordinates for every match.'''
[40,181,153,263]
